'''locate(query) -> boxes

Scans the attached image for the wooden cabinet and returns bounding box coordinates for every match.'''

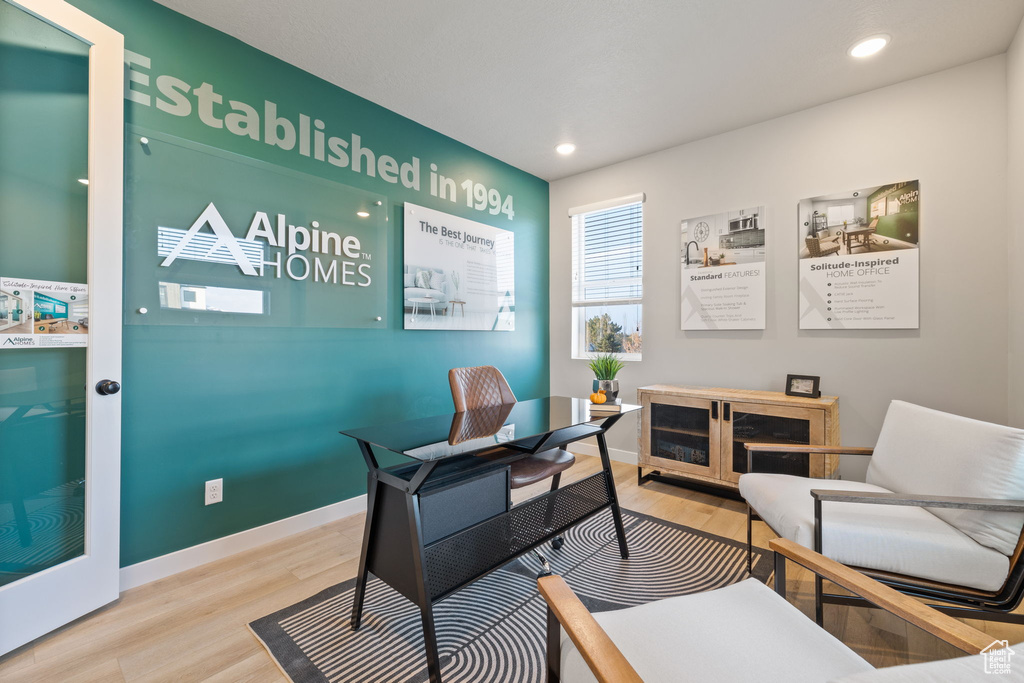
[638,385,840,490]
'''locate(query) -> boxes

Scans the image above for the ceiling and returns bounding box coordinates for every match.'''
[156,0,1024,181]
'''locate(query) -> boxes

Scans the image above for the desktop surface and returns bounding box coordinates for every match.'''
[341,395,640,461]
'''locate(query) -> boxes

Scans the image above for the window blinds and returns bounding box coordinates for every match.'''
[572,201,643,305]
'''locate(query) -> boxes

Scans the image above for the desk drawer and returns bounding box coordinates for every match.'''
[423,471,611,600]
[419,467,509,545]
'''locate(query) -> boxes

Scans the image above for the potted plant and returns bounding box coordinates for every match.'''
[588,353,625,402]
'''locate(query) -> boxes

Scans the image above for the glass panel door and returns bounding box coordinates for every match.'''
[721,402,823,484]
[0,0,90,589]
[0,0,123,655]
[643,395,720,480]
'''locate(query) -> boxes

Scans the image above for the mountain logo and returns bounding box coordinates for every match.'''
[2,336,34,346]
[159,202,260,276]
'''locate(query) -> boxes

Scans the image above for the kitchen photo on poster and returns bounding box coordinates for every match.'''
[798,180,919,329]
[680,206,766,330]
[403,203,514,331]
[1,277,89,348]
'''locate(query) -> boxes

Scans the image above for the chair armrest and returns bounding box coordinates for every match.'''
[744,444,874,455]
[809,489,1024,512]
[769,539,993,654]
[537,574,643,683]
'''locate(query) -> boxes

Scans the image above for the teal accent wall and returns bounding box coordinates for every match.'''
[867,180,920,244]
[68,0,550,566]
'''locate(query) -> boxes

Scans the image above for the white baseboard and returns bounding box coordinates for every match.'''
[119,494,367,591]
[119,445,636,592]
[567,442,638,465]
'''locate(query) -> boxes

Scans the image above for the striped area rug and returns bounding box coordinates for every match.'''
[0,481,85,587]
[250,508,772,683]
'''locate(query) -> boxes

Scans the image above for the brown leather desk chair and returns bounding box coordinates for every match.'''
[448,366,575,490]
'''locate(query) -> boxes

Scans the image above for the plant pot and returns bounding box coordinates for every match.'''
[592,379,619,402]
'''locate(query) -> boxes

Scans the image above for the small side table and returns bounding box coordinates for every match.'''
[409,297,438,321]
[448,300,466,317]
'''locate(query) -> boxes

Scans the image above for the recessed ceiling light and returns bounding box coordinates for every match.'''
[77,178,88,185]
[555,143,576,155]
[356,210,370,218]
[849,35,889,58]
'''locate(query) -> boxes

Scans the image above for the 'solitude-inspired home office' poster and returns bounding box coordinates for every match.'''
[0,277,89,348]
[403,203,514,331]
[798,180,919,329]
[680,207,767,330]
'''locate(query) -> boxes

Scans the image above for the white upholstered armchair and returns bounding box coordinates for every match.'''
[539,538,1010,682]
[739,400,1024,625]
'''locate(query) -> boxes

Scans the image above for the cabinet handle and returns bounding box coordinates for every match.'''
[724,402,731,422]
[711,401,719,420]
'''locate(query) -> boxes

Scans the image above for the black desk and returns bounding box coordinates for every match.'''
[341,396,640,683]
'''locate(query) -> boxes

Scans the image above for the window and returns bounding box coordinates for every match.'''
[570,195,643,359]
[825,204,855,227]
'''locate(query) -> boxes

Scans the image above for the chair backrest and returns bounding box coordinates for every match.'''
[866,400,1024,556]
[447,402,514,444]
[448,366,517,412]
[805,236,822,257]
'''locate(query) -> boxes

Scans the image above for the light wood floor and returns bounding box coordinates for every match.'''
[2,454,1022,681]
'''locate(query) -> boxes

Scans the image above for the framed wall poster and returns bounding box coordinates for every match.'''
[680,206,767,330]
[403,203,514,331]
[798,180,919,330]
[0,277,89,348]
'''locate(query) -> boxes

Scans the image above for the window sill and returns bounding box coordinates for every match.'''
[572,353,642,362]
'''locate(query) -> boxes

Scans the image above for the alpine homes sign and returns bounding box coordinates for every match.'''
[159,202,373,287]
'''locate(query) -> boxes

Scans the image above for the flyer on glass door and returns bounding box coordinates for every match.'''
[0,277,89,348]
[798,180,920,330]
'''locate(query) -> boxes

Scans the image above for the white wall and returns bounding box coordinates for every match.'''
[550,57,1009,479]
[1009,18,1024,427]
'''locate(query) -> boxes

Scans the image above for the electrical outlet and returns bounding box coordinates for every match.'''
[205,478,223,505]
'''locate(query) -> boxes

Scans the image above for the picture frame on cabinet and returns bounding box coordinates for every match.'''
[785,374,821,398]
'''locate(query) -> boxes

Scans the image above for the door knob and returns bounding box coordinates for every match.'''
[96,380,121,396]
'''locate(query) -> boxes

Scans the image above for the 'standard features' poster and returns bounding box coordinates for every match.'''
[680,206,767,330]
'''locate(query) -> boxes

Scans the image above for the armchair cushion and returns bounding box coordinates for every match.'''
[740,474,1010,591]
[866,401,1024,556]
[560,578,873,683]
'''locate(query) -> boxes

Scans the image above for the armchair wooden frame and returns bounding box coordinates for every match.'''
[744,443,1024,626]
[538,538,994,683]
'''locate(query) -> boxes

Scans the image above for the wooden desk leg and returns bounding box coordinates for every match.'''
[597,433,629,559]
[406,493,443,683]
[350,470,380,630]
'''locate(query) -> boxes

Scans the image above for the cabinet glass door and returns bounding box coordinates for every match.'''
[722,402,823,484]
[643,395,720,480]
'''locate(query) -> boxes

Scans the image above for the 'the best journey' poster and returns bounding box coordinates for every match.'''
[798,180,919,330]
[403,203,514,331]
[680,206,767,330]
